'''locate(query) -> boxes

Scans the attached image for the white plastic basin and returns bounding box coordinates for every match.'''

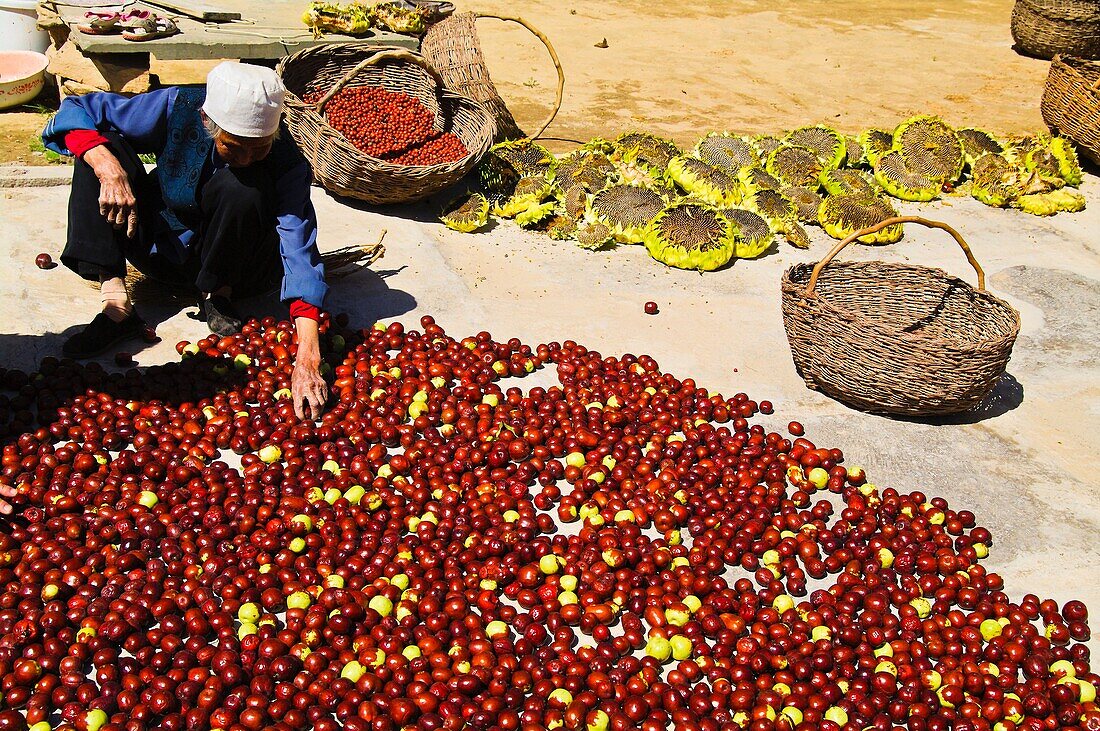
[0,0,49,54]
[0,49,47,109]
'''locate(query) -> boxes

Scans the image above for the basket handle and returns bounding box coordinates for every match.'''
[313,48,447,115]
[475,13,564,139]
[804,215,987,295]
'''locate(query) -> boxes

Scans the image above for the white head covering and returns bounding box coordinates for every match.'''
[202,62,286,138]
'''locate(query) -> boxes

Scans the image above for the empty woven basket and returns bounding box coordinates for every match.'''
[1011,0,1100,60]
[781,217,1021,417]
[1042,55,1100,166]
[421,11,564,141]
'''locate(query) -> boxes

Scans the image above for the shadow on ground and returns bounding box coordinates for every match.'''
[904,373,1026,426]
[0,261,416,374]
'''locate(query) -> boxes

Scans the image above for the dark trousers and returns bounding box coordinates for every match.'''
[61,134,281,298]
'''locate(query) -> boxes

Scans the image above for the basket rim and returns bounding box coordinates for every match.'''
[781,260,1022,348]
[1051,53,1100,72]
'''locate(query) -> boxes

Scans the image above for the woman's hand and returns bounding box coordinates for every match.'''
[291,316,328,420]
[0,484,18,516]
[84,145,138,238]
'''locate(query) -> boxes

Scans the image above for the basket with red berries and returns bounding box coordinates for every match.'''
[278,44,496,204]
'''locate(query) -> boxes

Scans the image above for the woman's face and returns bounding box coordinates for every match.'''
[215,130,275,168]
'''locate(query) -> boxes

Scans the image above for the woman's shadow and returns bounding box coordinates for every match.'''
[0,260,417,372]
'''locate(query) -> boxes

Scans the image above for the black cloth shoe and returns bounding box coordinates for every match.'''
[62,311,146,359]
[204,295,242,336]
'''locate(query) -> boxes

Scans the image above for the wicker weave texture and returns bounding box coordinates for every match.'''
[1042,55,1100,166]
[1012,0,1100,60]
[277,44,496,205]
[782,263,1020,416]
[422,12,526,141]
[780,218,1020,417]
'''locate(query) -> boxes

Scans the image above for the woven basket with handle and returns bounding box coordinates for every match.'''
[1011,0,1100,60]
[277,44,496,205]
[421,11,564,142]
[1042,55,1100,166]
[781,217,1021,417]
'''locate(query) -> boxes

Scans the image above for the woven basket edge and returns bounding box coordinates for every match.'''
[779,262,1022,348]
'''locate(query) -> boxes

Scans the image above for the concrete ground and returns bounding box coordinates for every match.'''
[1,170,1098,649]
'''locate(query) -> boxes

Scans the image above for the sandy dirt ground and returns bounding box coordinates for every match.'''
[0,0,1054,161]
[460,0,1051,151]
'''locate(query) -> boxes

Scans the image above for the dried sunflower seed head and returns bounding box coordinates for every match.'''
[783,125,846,169]
[494,176,552,218]
[892,115,965,184]
[544,210,578,240]
[752,134,783,159]
[476,153,521,202]
[747,188,797,227]
[1025,137,1082,188]
[574,221,615,250]
[667,156,743,207]
[561,183,592,220]
[766,143,825,189]
[694,132,760,174]
[717,207,773,255]
[586,184,667,244]
[844,136,866,167]
[874,151,941,202]
[817,193,902,244]
[969,153,1024,208]
[440,192,490,233]
[550,151,615,193]
[615,132,681,174]
[738,166,783,193]
[489,138,554,177]
[1014,188,1086,216]
[858,129,893,167]
[643,202,736,271]
[516,200,557,228]
[819,168,876,197]
[956,128,1005,167]
[1023,147,1067,190]
[781,220,811,249]
[782,185,824,224]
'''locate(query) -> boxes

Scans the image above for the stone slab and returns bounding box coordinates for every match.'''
[45,0,418,61]
[47,42,152,94]
[66,24,416,60]
[0,165,73,188]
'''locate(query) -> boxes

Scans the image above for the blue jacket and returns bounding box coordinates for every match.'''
[43,88,327,308]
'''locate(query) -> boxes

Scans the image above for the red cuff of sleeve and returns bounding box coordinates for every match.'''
[64,130,109,158]
[289,300,322,321]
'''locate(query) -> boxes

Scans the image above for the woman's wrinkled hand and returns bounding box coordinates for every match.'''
[291,358,328,421]
[85,145,138,238]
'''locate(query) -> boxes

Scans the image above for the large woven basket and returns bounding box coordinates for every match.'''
[277,45,496,205]
[1042,55,1100,166]
[421,11,564,141]
[781,217,1021,417]
[1011,0,1100,60]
